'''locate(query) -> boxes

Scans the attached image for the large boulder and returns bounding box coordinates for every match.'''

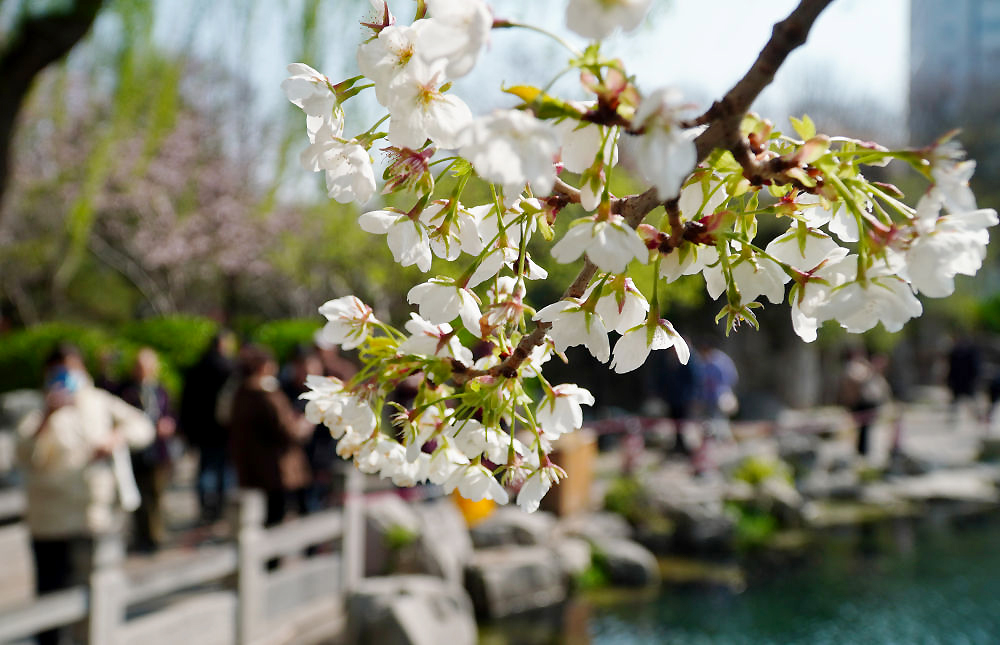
[365,496,476,584]
[347,575,477,645]
[413,498,474,585]
[755,478,808,527]
[363,495,422,578]
[590,537,660,587]
[556,511,633,542]
[552,537,593,579]
[469,506,556,548]
[464,546,566,618]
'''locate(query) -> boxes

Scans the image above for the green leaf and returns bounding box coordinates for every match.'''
[789,114,816,140]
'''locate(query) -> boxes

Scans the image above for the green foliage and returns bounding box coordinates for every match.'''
[251,318,322,363]
[0,323,116,392]
[731,456,793,487]
[119,315,219,369]
[383,524,418,551]
[726,502,779,550]
[977,294,1000,334]
[576,560,611,590]
[603,476,647,524]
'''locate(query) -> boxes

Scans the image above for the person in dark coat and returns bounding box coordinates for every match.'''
[179,331,236,522]
[230,345,312,527]
[119,347,176,552]
[947,336,981,420]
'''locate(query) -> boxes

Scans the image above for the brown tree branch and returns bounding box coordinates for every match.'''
[692,0,835,161]
[464,0,835,383]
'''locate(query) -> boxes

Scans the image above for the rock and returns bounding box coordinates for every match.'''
[347,575,477,645]
[892,469,1000,504]
[464,546,566,618]
[888,451,935,476]
[556,511,633,542]
[799,470,861,500]
[552,537,592,579]
[590,537,660,587]
[656,499,736,553]
[363,495,422,577]
[413,498,474,585]
[979,436,1000,462]
[469,506,556,548]
[777,432,821,480]
[756,478,807,527]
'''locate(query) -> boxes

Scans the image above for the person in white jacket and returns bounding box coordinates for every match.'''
[17,344,153,645]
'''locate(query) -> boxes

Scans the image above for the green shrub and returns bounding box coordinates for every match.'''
[119,315,219,369]
[732,456,793,487]
[252,318,321,363]
[603,476,647,524]
[726,502,779,550]
[0,323,116,392]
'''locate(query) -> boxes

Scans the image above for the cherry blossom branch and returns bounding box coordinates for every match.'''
[692,0,834,160]
[468,0,835,383]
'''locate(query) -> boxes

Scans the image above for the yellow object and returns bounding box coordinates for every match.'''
[451,491,496,526]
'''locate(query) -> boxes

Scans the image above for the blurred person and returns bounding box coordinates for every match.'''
[93,347,122,394]
[119,347,176,553]
[179,330,236,522]
[229,345,312,528]
[650,340,702,455]
[17,344,153,645]
[947,335,981,421]
[281,346,344,512]
[698,341,739,441]
[315,337,358,381]
[838,347,890,457]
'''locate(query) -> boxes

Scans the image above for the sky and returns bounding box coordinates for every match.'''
[144,0,910,141]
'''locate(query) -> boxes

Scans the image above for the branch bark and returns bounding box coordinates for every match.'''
[479,0,835,381]
[0,0,103,215]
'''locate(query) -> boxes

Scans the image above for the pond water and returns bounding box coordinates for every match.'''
[482,512,1000,645]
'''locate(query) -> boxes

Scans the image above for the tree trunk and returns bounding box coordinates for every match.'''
[0,0,103,215]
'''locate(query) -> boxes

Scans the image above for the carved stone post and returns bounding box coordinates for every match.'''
[88,533,126,645]
[236,489,265,645]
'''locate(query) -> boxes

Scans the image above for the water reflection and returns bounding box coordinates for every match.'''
[481,512,1000,645]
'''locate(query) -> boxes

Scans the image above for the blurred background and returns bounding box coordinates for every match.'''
[1,1,999,644]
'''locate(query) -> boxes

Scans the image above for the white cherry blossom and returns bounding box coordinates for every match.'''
[623,88,696,199]
[551,214,648,274]
[460,110,560,201]
[555,116,617,174]
[281,63,342,140]
[318,295,379,349]
[397,313,474,365]
[610,319,689,374]
[414,0,492,79]
[765,225,844,272]
[588,278,649,334]
[536,383,594,438]
[299,124,376,204]
[407,278,484,337]
[443,464,509,504]
[357,24,421,106]
[516,466,565,513]
[385,58,473,150]
[677,178,728,220]
[533,299,611,362]
[903,196,997,297]
[451,419,511,464]
[358,209,433,271]
[660,244,719,283]
[565,0,653,40]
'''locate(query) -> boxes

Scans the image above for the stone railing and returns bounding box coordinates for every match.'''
[0,468,365,645]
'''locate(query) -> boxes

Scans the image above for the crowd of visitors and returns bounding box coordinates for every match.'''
[13,333,356,643]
